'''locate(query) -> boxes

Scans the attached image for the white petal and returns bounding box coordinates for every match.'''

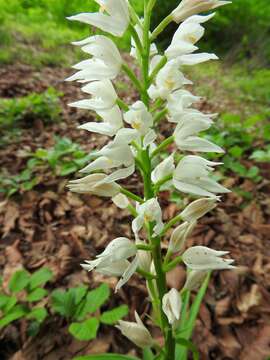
[115,255,139,292]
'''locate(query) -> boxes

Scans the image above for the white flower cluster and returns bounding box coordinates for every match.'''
[66,0,233,349]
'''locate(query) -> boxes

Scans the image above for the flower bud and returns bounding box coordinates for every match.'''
[162,288,182,326]
[116,311,153,348]
[136,241,152,272]
[180,197,218,222]
[112,193,130,209]
[183,270,208,291]
[67,173,120,197]
[172,0,231,23]
[182,246,235,271]
[169,221,196,253]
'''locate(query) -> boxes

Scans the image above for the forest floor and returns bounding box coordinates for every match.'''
[0,63,270,360]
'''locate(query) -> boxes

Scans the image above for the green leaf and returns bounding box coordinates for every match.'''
[9,270,30,293]
[51,286,88,320]
[27,307,48,323]
[4,296,18,313]
[29,268,53,290]
[100,305,128,325]
[0,305,28,329]
[176,273,210,359]
[0,294,11,310]
[51,289,73,318]
[69,318,99,341]
[26,288,48,302]
[73,355,139,360]
[80,284,110,317]
[143,348,155,360]
[176,338,199,360]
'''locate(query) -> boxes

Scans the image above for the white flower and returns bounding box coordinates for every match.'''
[166,13,215,59]
[148,59,192,100]
[78,105,123,137]
[172,0,231,23]
[173,155,230,197]
[79,141,134,174]
[177,52,218,66]
[112,193,130,209]
[82,259,130,276]
[81,237,139,291]
[66,35,122,82]
[130,23,157,59]
[167,89,201,117]
[116,311,154,348]
[132,198,164,239]
[151,155,175,184]
[69,80,117,111]
[173,112,224,153]
[180,197,218,222]
[183,270,208,291]
[67,0,130,37]
[182,246,235,270]
[162,288,182,326]
[124,101,153,136]
[168,221,196,253]
[67,173,120,197]
[96,238,137,262]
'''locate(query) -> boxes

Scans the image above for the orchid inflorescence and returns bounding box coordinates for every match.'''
[66,0,233,358]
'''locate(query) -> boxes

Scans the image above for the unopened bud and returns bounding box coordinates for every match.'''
[116,311,153,348]
[169,221,196,253]
[180,197,218,222]
[183,270,208,291]
[172,0,231,23]
[162,288,182,326]
[112,193,130,209]
[136,241,152,272]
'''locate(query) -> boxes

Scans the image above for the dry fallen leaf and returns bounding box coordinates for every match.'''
[237,284,262,313]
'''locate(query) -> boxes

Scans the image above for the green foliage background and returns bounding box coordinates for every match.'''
[0,0,269,66]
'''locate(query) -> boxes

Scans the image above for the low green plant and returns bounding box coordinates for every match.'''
[51,283,128,341]
[0,268,53,336]
[1,268,128,344]
[0,137,91,196]
[0,88,62,130]
[205,112,268,183]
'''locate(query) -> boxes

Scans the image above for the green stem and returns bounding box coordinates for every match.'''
[149,56,167,83]
[120,187,143,203]
[122,63,143,93]
[151,14,173,41]
[128,3,142,26]
[116,98,129,111]
[153,108,168,125]
[161,214,183,236]
[136,244,153,251]
[137,268,156,280]
[129,24,144,55]
[154,174,173,194]
[150,136,174,159]
[127,204,137,217]
[163,255,182,273]
[139,4,175,359]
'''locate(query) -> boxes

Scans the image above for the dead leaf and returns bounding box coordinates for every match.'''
[2,202,19,237]
[237,284,262,313]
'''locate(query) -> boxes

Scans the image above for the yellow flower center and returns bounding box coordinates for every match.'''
[132,120,142,130]
[99,4,107,13]
[165,78,175,90]
[186,34,197,44]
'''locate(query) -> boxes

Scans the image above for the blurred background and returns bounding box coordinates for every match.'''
[0,1,270,360]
